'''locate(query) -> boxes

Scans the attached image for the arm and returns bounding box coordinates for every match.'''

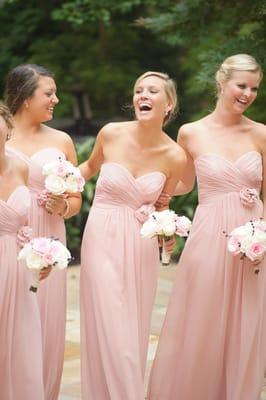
[157,146,187,211]
[79,129,104,181]
[174,125,196,195]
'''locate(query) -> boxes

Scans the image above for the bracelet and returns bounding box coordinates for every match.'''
[59,199,70,218]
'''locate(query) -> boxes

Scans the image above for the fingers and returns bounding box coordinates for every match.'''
[39,266,52,281]
[155,192,172,209]
[163,236,176,253]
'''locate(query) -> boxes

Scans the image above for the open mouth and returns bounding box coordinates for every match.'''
[236,98,248,106]
[139,103,152,112]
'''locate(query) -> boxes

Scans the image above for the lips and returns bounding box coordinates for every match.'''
[139,102,152,112]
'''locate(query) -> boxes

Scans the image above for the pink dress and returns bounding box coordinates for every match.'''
[80,162,166,400]
[148,151,266,400]
[6,147,66,400]
[0,186,44,400]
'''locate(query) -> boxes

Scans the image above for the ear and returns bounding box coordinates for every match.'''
[165,103,173,116]
[24,101,29,109]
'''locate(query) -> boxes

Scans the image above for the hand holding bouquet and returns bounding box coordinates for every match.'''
[227,219,266,273]
[43,157,85,194]
[37,157,85,216]
[141,209,192,265]
[18,237,71,292]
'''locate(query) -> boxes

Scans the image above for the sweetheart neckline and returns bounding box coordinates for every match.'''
[102,162,167,181]
[6,146,66,160]
[0,185,27,204]
[194,150,261,165]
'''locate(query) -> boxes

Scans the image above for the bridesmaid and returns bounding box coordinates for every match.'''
[79,71,186,399]
[0,102,45,399]
[4,64,81,400]
[148,54,266,400]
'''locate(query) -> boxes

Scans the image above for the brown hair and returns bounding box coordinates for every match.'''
[5,64,55,114]
[0,102,13,131]
[134,71,178,126]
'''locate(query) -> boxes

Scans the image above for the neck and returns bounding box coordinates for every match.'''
[133,120,164,146]
[212,98,243,126]
[13,112,41,136]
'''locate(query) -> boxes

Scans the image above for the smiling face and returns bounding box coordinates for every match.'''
[133,75,172,126]
[27,76,59,122]
[219,70,261,114]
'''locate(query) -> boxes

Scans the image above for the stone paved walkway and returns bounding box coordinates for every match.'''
[59,265,266,399]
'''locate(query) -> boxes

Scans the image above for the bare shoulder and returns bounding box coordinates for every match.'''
[43,124,73,147]
[164,137,187,168]
[247,118,266,150]
[97,121,132,142]
[178,118,206,141]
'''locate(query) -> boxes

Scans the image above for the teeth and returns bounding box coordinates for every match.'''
[237,99,247,104]
[139,103,152,111]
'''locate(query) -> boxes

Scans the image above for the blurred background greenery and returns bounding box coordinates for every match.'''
[0,0,265,259]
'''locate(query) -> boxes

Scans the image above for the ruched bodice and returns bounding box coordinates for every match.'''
[81,162,166,400]
[0,186,30,236]
[6,147,66,194]
[94,162,166,210]
[0,184,44,400]
[5,146,67,400]
[195,151,262,204]
[148,150,266,400]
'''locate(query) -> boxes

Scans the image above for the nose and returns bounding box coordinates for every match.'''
[52,94,59,104]
[242,87,252,98]
[140,90,148,99]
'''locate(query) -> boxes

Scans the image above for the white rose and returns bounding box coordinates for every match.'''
[162,221,176,236]
[141,219,158,238]
[45,174,67,195]
[65,175,79,193]
[230,224,252,239]
[25,252,45,270]
[42,161,58,176]
[17,243,32,260]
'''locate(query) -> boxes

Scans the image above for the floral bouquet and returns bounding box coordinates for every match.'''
[37,158,85,207]
[18,237,71,292]
[141,209,192,265]
[227,219,266,273]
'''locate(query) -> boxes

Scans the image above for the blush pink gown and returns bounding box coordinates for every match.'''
[80,162,166,400]
[0,186,44,400]
[6,147,66,400]
[148,151,266,400]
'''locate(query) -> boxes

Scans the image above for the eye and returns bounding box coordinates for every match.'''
[251,87,258,93]
[237,84,246,89]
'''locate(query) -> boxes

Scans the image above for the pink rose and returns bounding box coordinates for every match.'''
[175,216,192,237]
[135,204,155,223]
[36,190,49,207]
[239,188,259,207]
[32,237,51,256]
[227,235,241,255]
[246,242,265,262]
[56,162,68,177]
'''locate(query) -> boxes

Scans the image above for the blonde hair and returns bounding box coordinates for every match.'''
[134,71,178,126]
[0,102,13,131]
[215,54,263,95]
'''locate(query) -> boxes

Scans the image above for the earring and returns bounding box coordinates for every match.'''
[165,110,169,116]
[25,101,29,109]
[6,132,11,141]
